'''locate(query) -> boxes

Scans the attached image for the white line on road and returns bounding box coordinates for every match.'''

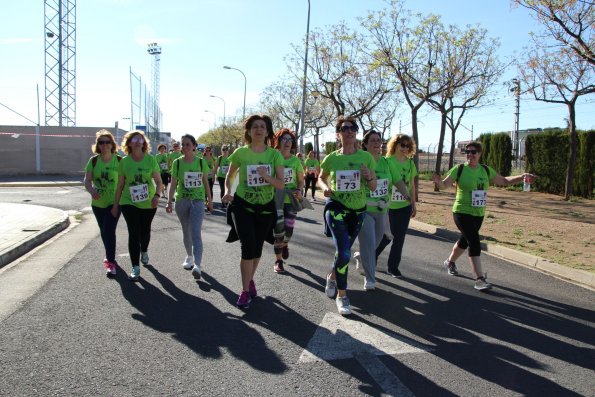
[355,352,416,397]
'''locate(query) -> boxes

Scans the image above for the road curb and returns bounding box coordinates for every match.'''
[0,181,83,188]
[409,219,595,291]
[0,212,70,269]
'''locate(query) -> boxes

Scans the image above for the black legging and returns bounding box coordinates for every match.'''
[120,205,157,266]
[217,176,226,201]
[453,213,484,257]
[91,205,120,263]
[304,174,317,198]
[231,203,275,260]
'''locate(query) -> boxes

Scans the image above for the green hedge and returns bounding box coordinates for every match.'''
[525,130,594,198]
[478,133,512,176]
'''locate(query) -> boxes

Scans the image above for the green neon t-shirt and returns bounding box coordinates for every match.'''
[155,153,169,173]
[228,145,284,205]
[118,154,160,208]
[168,151,183,171]
[171,157,209,201]
[85,155,120,208]
[204,156,216,179]
[281,155,304,204]
[366,155,391,213]
[320,149,376,210]
[217,155,232,178]
[386,156,418,210]
[447,163,497,217]
[304,158,320,175]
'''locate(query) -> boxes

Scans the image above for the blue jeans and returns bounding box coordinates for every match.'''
[387,205,412,273]
[175,199,205,266]
[325,207,365,290]
[91,205,120,263]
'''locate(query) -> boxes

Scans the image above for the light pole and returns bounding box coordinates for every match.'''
[209,95,226,126]
[204,110,217,129]
[223,66,246,120]
[298,0,311,154]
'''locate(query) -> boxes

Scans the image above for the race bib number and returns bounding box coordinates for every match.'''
[391,186,407,202]
[184,172,203,188]
[335,170,360,192]
[247,164,271,187]
[129,184,149,203]
[471,190,487,207]
[159,163,167,170]
[370,178,389,198]
[283,168,294,185]
[221,165,229,175]
[308,166,316,174]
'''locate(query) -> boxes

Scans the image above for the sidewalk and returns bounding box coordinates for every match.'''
[0,176,593,290]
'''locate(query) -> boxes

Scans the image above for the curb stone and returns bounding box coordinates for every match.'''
[409,219,595,291]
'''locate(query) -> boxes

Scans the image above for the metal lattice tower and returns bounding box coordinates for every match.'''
[147,42,161,133]
[44,0,76,127]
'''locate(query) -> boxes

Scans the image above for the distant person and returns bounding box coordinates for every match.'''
[112,131,162,281]
[221,115,284,308]
[155,144,170,196]
[384,134,418,278]
[166,134,213,280]
[84,130,121,277]
[304,150,320,200]
[319,116,376,315]
[271,128,304,273]
[216,145,232,208]
[433,141,537,290]
[168,142,182,174]
[203,146,217,199]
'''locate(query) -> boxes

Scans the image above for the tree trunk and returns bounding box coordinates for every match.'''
[433,112,448,191]
[564,102,578,200]
[411,107,420,201]
[448,126,456,170]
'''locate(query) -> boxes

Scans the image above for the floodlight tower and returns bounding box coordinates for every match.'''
[147,42,162,135]
[44,0,76,126]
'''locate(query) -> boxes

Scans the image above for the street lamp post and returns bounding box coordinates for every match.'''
[298,0,311,154]
[223,66,246,120]
[204,110,217,129]
[209,95,226,126]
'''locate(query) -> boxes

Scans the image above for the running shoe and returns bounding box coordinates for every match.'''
[364,279,376,291]
[182,256,194,270]
[444,259,458,276]
[387,268,402,278]
[236,291,252,308]
[104,260,117,277]
[129,266,140,281]
[274,259,285,274]
[140,251,149,266]
[249,280,257,298]
[325,273,337,298]
[336,296,352,315]
[282,245,289,260]
[191,264,202,280]
[474,276,493,291]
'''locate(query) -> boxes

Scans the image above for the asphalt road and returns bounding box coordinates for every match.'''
[0,186,594,396]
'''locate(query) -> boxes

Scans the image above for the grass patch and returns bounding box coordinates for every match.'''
[513,228,523,237]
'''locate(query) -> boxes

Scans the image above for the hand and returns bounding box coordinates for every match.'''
[523,173,537,183]
[432,173,442,185]
[294,190,303,200]
[323,188,332,197]
[256,166,269,178]
[222,193,233,204]
[110,205,119,218]
[151,195,159,209]
[166,202,173,214]
[411,206,417,218]
[91,189,101,200]
[206,201,214,213]
[361,164,371,181]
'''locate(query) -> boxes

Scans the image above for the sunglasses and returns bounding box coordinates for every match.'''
[466,150,479,155]
[279,136,293,143]
[222,148,229,151]
[97,140,112,145]
[339,125,358,133]
[131,136,144,143]
[400,143,411,149]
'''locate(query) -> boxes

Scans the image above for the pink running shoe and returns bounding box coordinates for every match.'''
[104,260,116,276]
[249,280,257,298]
[236,291,252,308]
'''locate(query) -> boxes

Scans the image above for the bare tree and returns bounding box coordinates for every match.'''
[259,78,302,132]
[514,0,594,66]
[520,47,594,199]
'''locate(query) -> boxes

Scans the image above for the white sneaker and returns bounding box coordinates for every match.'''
[364,279,376,291]
[353,252,365,275]
[182,256,194,270]
[325,273,337,298]
[191,264,202,280]
[336,296,352,315]
[140,251,149,266]
[474,274,493,291]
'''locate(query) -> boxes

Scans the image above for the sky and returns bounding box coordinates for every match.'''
[1,0,594,149]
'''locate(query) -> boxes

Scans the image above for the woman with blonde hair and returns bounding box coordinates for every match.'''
[84,129,121,277]
[384,134,417,278]
[112,131,162,281]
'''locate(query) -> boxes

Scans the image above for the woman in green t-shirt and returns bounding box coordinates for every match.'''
[271,128,305,273]
[319,116,377,316]
[156,144,170,196]
[216,145,231,207]
[221,115,285,309]
[203,146,217,197]
[112,131,162,281]
[83,129,121,277]
[166,134,213,281]
[433,141,536,291]
[304,151,320,200]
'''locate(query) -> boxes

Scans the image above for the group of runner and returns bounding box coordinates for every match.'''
[84,115,536,315]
